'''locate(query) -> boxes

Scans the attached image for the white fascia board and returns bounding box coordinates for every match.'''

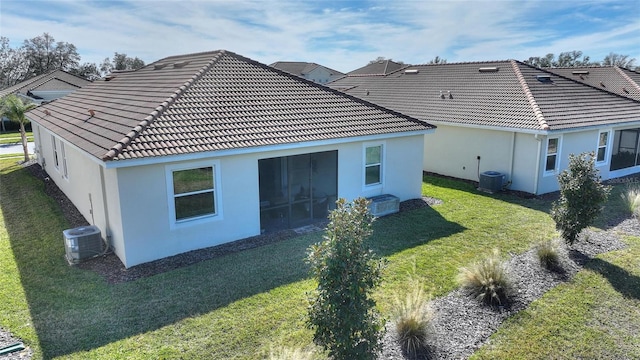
[103,129,435,169]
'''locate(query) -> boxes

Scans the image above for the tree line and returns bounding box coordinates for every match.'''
[0,32,145,88]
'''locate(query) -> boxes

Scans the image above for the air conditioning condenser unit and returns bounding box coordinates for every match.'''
[368,194,400,217]
[63,225,103,264]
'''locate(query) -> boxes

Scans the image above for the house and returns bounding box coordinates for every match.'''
[0,69,91,104]
[546,66,640,102]
[269,61,344,84]
[329,60,640,195]
[27,50,435,268]
[347,59,408,76]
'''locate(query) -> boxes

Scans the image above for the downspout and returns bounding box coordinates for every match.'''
[533,134,542,195]
[508,131,516,187]
[99,164,112,247]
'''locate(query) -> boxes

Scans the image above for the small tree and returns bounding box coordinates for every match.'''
[1,94,37,163]
[550,152,610,244]
[307,197,386,360]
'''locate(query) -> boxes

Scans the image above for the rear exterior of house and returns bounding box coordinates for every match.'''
[29,50,433,267]
[330,60,640,195]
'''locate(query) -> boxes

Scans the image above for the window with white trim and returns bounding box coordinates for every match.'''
[52,135,60,169]
[596,131,609,163]
[169,164,218,222]
[545,137,559,173]
[365,144,383,186]
[60,142,68,178]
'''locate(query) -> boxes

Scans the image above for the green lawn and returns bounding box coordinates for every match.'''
[1,158,638,359]
[0,131,33,145]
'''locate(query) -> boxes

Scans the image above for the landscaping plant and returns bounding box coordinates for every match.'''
[620,184,640,218]
[536,239,561,271]
[457,249,512,306]
[306,197,386,360]
[391,283,433,358]
[550,152,610,245]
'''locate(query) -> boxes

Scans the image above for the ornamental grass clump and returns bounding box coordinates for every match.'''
[457,249,512,307]
[391,285,433,358]
[620,184,640,218]
[536,239,561,271]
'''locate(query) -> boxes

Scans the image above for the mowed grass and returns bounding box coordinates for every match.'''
[0,131,33,145]
[0,157,637,359]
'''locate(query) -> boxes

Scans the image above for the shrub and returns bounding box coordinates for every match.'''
[457,249,512,306]
[268,346,315,360]
[391,285,433,358]
[550,152,610,245]
[620,184,640,218]
[536,239,561,270]
[306,197,386,360]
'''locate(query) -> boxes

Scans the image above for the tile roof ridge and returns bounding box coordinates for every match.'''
[614,66,640,93]
[510,60,549,130]
[410,60,511,67]
[28,75,84,91]
[102,50,226,161]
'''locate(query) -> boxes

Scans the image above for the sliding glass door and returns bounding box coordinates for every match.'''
[611,129,640,171]
[259,151,337,233]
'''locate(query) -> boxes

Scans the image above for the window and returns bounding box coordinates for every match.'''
[60,142,68,178]
[365,145,383,186]
[52,135,59,169]
[597,131,609,163]
[170,165,217,222]
[545,138,559,173]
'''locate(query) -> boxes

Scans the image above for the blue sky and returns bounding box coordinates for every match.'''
[1,0,638,72]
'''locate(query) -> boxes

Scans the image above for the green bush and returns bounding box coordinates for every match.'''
[551,152,610,245]
[391,285,433,358]
[536,239,561,270]
[620,184,640,218]
[457,249,512,306]
[306,197,386,360]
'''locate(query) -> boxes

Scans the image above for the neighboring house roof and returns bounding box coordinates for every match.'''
[269,61,344,77]
[329,60,640,132]
[28,50,434,162]
[546,66,640,102]
[0,69,90,99]
[347,60,408,76]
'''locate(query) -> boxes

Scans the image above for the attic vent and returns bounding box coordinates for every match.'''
[154,63,168,70]
[404,69,419,74]
[536,74,552,83]
[600,81,606,88]
[623,87,630,94]
[173,61,190,68]
[104,74,116,81]
[478,67,499,72]
[572,70,589,75]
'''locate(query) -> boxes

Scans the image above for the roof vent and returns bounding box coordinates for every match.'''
[173,61,190,68]
[600,81,606,88]
[154,63,168,70]
[404,69,419,74]
[572,70,589,75]
[479,67,499,72]
[623,87,630,94]
[536,74,552,83]
[104,74,116,81]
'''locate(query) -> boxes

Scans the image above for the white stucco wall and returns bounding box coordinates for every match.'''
[111,134,425,267]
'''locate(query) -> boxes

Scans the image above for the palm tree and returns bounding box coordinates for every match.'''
[1,94,37,163]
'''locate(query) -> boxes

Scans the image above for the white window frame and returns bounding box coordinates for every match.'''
[363,142,385,189]
[596,130,611,165]
[60,141,68,179]
[166,160,222,229]
[544,136,561,176]
[52,135,60,170]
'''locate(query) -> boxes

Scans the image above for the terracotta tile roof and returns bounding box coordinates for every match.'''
[270,61,344,77]
[347,60,408,76]
[28,50,433,161]
[546,66,640,101]
[329,60,640,131]
[0,69,90,98]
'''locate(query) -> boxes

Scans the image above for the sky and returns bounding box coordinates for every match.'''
[1,0,639,73]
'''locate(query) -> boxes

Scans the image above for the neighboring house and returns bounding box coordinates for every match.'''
[347,59,408,76]
[329,60,640,195]
[546,66,640,102]
[269,61,344,84]
[27,50,435,268]
[0,69,90,104]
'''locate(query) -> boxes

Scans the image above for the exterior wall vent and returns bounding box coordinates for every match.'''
[367,194,400,217]
[63,225,103,264]
[478,171,505,193]
[479,67,499,72]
